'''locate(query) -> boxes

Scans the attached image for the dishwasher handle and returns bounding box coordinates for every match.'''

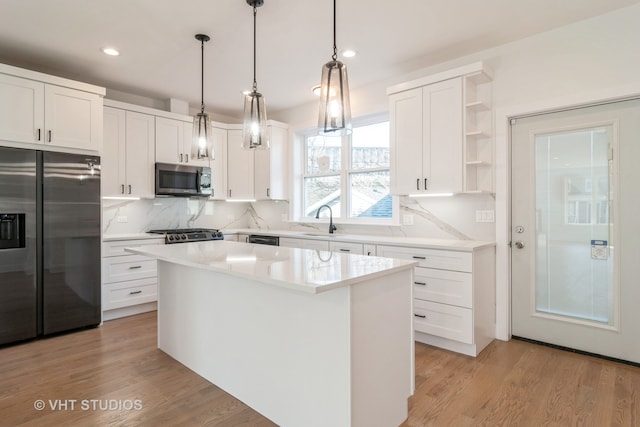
[248,235,280,246]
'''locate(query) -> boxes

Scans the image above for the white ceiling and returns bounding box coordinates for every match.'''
[1,0,638,119]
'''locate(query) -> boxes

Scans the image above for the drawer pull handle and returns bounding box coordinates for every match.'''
[414,314,426,318]
[412,256,426,260]
[414,281,426,286]
[339,249,350,252]
[129,265,142,269]
[129,290,142,295]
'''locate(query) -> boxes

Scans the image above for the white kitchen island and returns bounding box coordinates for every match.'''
[128,240,417,427]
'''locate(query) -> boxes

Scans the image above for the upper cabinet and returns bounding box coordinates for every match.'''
[103,105,155,198]
[209,124,227,200]
[226,121,289,201]
[388,62,493,195]
[155,116,209,168]
[0,63,104,152]
[226,128,254,200]
[254,121,289,200]
[389,78,463,195]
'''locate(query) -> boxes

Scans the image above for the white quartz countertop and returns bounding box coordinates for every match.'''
[127,240,417,294]
[230,229,495,251]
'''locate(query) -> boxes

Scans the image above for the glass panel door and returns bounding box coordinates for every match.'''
[534,127,613,325]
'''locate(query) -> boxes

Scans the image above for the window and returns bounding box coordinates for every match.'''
[300,119,394,222]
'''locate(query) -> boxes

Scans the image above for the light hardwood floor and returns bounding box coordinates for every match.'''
[1,311,638,426]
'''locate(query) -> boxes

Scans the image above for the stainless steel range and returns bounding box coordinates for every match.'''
[148,228,224,244]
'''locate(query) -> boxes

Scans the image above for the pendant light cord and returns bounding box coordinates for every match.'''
[200,37,205,113]
[332,0,337,61]
[252,5,258,92]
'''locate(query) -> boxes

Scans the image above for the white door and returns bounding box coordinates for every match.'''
[511,98,640,363]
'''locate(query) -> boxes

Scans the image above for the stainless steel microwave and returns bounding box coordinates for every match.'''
[155,163,212,197]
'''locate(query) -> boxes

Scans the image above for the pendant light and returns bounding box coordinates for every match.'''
[192,33,213,159]
[318,0,352,136]
[242,0,269,150]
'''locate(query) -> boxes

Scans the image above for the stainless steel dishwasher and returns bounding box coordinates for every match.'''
[248,234,279,246]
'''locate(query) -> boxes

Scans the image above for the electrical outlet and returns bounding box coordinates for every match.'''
[402,214,414,225]
[117,215,128,223]
[475,210,495,223]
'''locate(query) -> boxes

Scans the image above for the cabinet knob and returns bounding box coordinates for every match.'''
[185,154,189,163]
[128,185,132,194]
[180,153,184,162]
[129,290,142,295]
[37,129,41,141]
[121,184,125,194]
[416,178,420,191]
[414,314,426,319]
[48,130,52,143]
[414,281,427,286]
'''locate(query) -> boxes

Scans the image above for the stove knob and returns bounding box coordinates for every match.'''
[182,234,187,240]
[168,235,174,241]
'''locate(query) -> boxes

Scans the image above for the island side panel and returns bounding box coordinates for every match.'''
[349,268,414,427]
[156,261,352,427]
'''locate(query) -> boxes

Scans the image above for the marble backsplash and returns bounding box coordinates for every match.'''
[103,194,496,242]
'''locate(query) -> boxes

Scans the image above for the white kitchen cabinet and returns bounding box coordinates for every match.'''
[102,105,155,198]
[0,68,103,152]
[102,237,165,320]
[377,244,495,357]
[155,116,210,168]
[300,239,330,251]
[254,121,289,200]
[329,240,364,255]
[388,62,494,196]
[226,121,289,201]
[226,128,255,200]
[209,124,227,200]
[363,244,377,256]
[389,77,462,195]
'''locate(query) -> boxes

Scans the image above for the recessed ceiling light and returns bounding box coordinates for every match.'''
[102,47,120,56]
[311,85,321,96]
[341,49,356,58]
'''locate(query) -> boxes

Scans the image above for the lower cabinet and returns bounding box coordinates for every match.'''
[102,237,164,321]
[329,240,364,255]
[377,244,495,356]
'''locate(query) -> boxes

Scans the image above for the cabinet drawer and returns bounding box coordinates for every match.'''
[103,278,157,310]
[413,299,473,344]
[103,238,164,257]
[329,240,364,254]
[103,255,157,283]
[378,245,471,272]
[414,267,472,308]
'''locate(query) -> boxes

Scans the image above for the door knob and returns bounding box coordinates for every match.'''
[514,240,525,249]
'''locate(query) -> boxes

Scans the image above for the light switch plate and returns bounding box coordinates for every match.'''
[402,214,414,225]
[475,210,495,222]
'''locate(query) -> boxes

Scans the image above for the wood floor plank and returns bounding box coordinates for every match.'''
[2,311,640,426]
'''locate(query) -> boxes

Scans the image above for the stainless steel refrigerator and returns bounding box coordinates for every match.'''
[0,147,101,345]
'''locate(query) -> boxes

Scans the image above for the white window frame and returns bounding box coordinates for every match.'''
[291,114,399,226]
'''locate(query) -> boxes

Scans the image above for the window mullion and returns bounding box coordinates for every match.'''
[342,134,351,218]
